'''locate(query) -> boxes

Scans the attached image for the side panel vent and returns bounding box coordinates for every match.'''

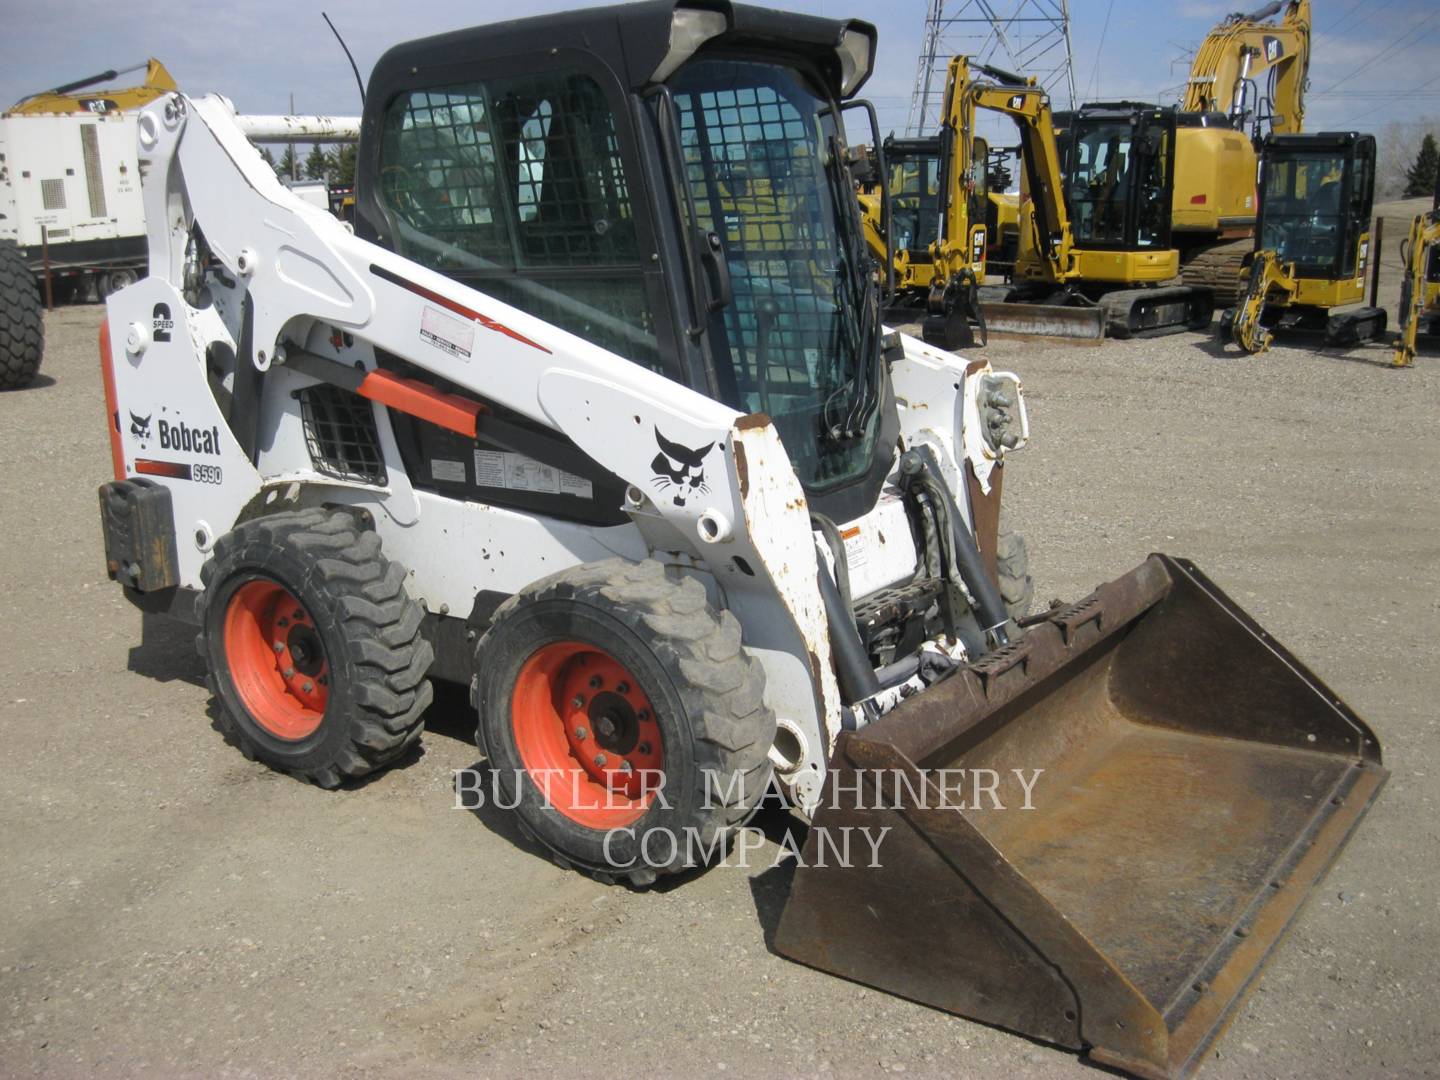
[80,125,107,218]
[297,385,387,486]
[41,178,66,210]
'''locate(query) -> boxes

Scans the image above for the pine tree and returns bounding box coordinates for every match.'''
[276,145,298,181]
[333,144,358,187]
[258,147,277,170]
[304,142,334,181]
[1404,133,1439,199]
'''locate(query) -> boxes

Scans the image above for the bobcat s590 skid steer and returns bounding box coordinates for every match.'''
[96,4,1385,1077]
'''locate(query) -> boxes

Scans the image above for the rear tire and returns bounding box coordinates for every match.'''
[197,508,433,787]
[0,240,42,391]
[474,559,774,887]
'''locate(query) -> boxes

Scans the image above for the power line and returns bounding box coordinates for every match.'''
[1083,0,1117,102]
[1339,69,1440,127]
[1317,0,1368,37]
[1315,9,1440,96]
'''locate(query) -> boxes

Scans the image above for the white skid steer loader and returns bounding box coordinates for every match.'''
[97,4,1385,1077]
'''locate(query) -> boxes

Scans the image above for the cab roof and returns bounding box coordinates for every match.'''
[368,1,877,104]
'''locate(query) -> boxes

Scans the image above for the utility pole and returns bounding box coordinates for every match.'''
[906,0,1076,136]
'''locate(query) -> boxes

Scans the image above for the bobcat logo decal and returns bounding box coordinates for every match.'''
[129,411,152,441]
[651,428,714,508]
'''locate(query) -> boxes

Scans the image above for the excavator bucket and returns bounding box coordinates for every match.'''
[775,554,1385,1080]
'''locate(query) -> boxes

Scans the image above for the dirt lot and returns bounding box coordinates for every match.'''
[2,239,1438,1078]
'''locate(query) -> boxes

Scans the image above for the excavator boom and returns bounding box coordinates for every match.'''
[1181,0,1310,136]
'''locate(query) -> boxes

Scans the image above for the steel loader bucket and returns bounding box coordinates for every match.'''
[775,554,1386,1080]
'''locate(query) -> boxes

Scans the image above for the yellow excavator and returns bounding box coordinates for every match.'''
[1393,171,1440,368]
[5,59,178,117]
[1174,0,1311,300]
[1221,131,1385,353]
[923,58,1212,348]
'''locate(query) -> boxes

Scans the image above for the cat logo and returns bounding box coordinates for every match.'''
[1264,35,1283,63]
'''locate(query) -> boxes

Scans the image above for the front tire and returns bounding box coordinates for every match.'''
[474,559,774,887]
[197,508,433,786]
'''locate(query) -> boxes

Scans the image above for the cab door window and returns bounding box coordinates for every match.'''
[379,71,662,371]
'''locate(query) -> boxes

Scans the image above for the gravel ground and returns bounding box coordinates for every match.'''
[1,262,1437,1080]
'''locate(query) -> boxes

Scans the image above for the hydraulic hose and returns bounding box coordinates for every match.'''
[902,446,1011,648]
[816,561,881,705]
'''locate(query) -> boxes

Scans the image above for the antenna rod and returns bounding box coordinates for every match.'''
[323,12,366,108]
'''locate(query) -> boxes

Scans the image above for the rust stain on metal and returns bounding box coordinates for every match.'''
[733,441,749,499]
[734,411,774,432]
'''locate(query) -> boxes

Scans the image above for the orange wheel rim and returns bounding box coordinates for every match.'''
[223,579,330,740]
[511,641,664,829]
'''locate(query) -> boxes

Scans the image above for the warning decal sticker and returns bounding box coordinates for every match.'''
[473,450,594,499]
[420,305,475,360]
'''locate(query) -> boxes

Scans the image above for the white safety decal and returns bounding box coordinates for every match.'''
[430,458,466,483]
[420,305,475,360]
[473,449,593,499]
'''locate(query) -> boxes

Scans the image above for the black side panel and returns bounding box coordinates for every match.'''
[377,351,629,526]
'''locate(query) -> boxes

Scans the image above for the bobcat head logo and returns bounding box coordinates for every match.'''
[651,428,714,508]
[129,411,152,441]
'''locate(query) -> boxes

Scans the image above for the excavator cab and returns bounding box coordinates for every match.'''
[877,134,945,297]
[1065,103,1176,253]
[1221,132,1386,352]
[1257,133,1373,284]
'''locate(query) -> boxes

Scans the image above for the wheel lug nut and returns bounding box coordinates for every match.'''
[619,760,633,774]
[574,726,588,741]
[302,681,314,693]
[293,609,304,620]
[278,617,289,627]
[571,695,585,709]
[637,709,650,721]
[273,642,284,653]
[593,753,607,767]
[638,741,652,755]
[616,681,630,694]
[283,667,295,678]
[588,675,603,689]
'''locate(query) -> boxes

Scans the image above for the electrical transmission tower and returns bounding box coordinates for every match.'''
[906,0,1077,135]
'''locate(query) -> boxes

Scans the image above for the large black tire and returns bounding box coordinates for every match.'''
[996,527,1034,621]
[196,508,433,787]
[474,558,774,887]
[0,240,43,391]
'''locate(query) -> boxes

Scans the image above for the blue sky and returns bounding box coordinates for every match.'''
[2,1,1436,138]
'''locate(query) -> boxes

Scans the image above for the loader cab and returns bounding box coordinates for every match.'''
[355,1,893,521]
[1257,132,1375,281]
[1064,103,1176,251]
